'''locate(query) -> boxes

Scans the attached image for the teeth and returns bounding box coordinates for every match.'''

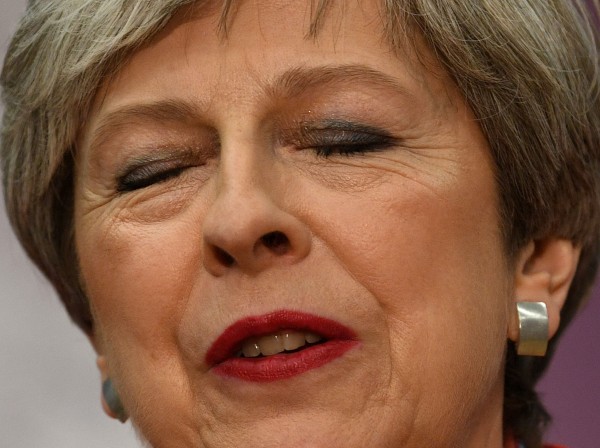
[258,333,285,356]
[238,330,324,357]
[305,332,322,344]
[282,331,306,351]
[242,339,261,358]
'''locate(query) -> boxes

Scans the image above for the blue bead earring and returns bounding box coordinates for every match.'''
[102,378,128,423]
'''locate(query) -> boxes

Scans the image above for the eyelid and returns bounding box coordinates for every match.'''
[299,119,394,136]
[281,119,396,143]
[282,119,400,152]
[117,161,187,193]
[115,147,208,193]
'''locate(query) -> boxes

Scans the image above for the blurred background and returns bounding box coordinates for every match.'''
[0,0,598,446]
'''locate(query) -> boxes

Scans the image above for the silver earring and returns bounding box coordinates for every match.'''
[102,378,128,423]
[516,302,549,356]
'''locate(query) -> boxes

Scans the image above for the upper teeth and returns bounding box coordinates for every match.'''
[240,331,323,358]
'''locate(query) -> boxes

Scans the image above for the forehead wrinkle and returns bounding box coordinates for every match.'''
[266,64,417,102]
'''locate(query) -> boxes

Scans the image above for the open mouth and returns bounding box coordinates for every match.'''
[206,310,359,382]
[235,330,325,358]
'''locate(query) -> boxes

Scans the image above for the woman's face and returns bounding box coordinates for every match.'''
[75,1,511,447]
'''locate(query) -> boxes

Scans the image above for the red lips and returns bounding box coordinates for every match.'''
[206,310,359,382]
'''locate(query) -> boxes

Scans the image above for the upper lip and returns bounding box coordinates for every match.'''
[205,309,357,366]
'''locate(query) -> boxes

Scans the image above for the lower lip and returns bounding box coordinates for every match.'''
[212,340,359,382]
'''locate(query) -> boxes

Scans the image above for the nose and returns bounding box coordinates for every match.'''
[201,178,312,276]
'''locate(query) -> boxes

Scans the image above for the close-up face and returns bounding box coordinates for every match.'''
[74,1,512,446]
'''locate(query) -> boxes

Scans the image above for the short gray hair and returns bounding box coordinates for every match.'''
[2,1,599,446]
[1,0,196,328]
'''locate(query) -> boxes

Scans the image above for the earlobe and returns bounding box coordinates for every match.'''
[96,355,109,380]
[97,356,113,418]
[507,239,581,346]
[102,378,128,423]
[97,355,128,423]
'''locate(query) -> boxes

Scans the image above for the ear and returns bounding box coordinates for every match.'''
[87,329,124,420]
[85,334,113,418]
[96,355,119,419]
[507,239,581,343]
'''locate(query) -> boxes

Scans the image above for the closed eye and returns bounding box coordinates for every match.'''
[290,119,399,158]
[312,137,397,158]
[117,165,188,192]
[114,146,213,193]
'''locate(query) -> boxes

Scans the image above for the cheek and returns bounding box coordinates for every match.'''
[304,163,510,431]
[307,164,506,315]
[77,213,210,444]
[79,212,226,392]
[78,219,199,340]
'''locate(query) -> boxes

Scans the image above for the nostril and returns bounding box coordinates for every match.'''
[260,231,290,255]
[214,247,235,267]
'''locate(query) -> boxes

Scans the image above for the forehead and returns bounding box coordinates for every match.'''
[130,1,397,79]
[83,0,461,142]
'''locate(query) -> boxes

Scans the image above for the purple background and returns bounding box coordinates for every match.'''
[538,284,600,447]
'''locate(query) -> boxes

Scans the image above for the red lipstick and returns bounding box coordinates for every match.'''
[206,310,359,382]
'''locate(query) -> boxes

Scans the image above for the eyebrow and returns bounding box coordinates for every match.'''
[270,64,414,100]
[88,99,201,153]
[87,64,413,153]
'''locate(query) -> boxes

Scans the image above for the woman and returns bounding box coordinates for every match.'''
[1,0,598,447]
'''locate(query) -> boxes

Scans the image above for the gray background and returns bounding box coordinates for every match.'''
[1,1,598,446]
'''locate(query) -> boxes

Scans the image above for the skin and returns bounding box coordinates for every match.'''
[74,1,580,447]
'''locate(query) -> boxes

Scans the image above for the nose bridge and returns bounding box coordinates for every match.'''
[201,132,311,275]
[213,124,276,223]
[218,125,269,195]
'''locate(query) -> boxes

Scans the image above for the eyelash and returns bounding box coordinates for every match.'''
[117,164,189,193]
[309,135,396,158]
[294,122,397,158]
[116,126,396,192]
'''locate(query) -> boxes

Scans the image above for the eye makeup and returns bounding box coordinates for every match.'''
[115,146,211,193]
[284,118,400,157]
[112,118,400,193]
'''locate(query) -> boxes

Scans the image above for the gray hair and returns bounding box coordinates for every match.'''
[2,1,599,446]
[1,0,197,328]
